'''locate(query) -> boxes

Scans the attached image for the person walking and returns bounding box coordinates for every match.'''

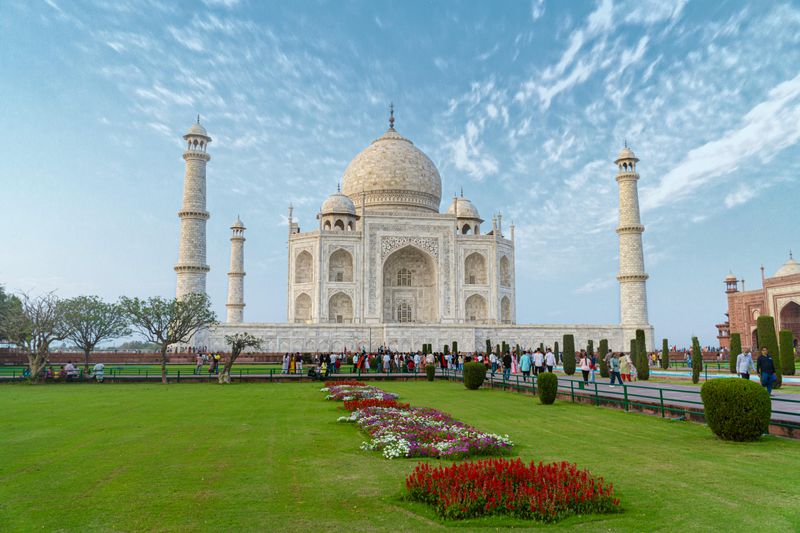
[520,350,532,381]
[282,353,289,374]
[620,353,631,382]
[736,349,755,380]
[296,354,303,375]
[579,352,591,383]
[194,353,203,375]
[489,351,498,377]
[533,349,544,376]
[756,347,778,395]
[545,348,556,373]
[609,353,622,386]
[502,351,512,381]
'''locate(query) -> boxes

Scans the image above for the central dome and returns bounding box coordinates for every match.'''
[341,127,442,213]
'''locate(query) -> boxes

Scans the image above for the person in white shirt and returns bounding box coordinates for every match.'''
[91,362,105,382]
[413,353,421,370]
[64,361,78,380]
[383,352,391,372]
[533,350,544,375]
[545,349,556,372]
[736,350,755,380]
[489,352,498,376]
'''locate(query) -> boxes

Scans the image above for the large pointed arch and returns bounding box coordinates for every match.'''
[381,245,438,323]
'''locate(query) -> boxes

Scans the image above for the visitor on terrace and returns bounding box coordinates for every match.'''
[757,347,778,395]
[533,349,544,375]
[502,351,512,380]
[609,353,622,387]
[91,362,105,382]
[579,351,591,383]
[736,349,755,380]
[520,350,532,381]
[489,351,498,376]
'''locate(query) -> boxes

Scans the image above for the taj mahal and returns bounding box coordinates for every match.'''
[174,109,653,353]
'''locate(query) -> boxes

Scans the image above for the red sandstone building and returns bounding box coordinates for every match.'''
[717,254,800,350]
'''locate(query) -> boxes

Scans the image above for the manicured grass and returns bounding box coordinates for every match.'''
[1,381,799,531]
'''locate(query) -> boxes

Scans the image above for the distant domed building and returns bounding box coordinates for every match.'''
[718,253,800,350]
[175,110,653,353]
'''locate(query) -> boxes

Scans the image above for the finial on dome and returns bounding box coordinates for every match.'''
[197,114,200,124]
[389,102,395,130]
[337,181,341,193]
[624,138,627,148]
[791,249,794,260]
[460,186,463,197]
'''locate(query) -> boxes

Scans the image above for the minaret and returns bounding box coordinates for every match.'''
[615,144,650,341]
[226,216,246,323]
[175,117,211,299]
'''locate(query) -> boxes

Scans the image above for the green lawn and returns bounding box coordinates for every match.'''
[1,381,798,532]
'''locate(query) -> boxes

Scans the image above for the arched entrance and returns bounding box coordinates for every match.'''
[382,245,438,323]
[465,294,487,323]
[328,292,353,323]
[780,301,800,344]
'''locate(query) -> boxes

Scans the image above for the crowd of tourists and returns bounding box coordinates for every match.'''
[194,352,222,375]
[27,361,107,382]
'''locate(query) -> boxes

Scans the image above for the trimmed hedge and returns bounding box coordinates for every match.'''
[756,315,782,388]
[661,338,669,370]
[636,329,649,381]
[729,333,742,374]
[701,379,771,441]
[779,329,795,375]
[598,339,609,378]
[691,336,703,384]
[452,341,458,354]
[562,335,575,375]
[554,341,559,361]
[587,340,594,358]
[425,364,436,381]
[463,362,487,390]
[538,372,558,405]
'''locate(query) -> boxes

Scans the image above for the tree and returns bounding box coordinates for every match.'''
[756,315,782,388]
[61,296,130,370]
[587,340,594,357]
[4,292,68,382]
[221,332,262,383]
[0,285,24,345]
[485,338,492,354]
[452,341,458,354]
[691,336,703,384]
[778,330,795,376]
[562,334,575,375]
[636,329,649,381]
[729,333,742,374]
[553,341,559,362]
[598,339,609,378]
[119,293,217,384]
[661,338,670,369]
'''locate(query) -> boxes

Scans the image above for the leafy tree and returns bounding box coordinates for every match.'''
[119,293,217,384]
[691,336,703,384]
[587,340,594,357]
[4,292,68,382]
[636,329,649,380]
[778,330,795,376]
[452,340,458,354]
[485,338,491,354]
[554,341,559,362]
[756,315,782,388]
[661,338,670,369]
[598,339,609,378]
[0,285,24,345]
[562,334,575,375]
[61,296,130,370]
[729,333,742,374]
[221,332,263,383]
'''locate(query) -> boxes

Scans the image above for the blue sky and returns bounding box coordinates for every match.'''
[1,0,799,346]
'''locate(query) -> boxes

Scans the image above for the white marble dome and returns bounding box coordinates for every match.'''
[321,191,356,216]
[341,127,442,213]
[185,122,210,139]
[447,196,481,220]
[774,256,800,277]
[615,146,637,162]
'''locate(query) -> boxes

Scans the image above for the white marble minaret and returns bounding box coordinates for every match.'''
[175,118,211,299]
[615,145,650,345]
[226,216,246,323]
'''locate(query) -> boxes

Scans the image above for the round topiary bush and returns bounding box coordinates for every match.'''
[425,364,436,382]
[463,362,487,390]
[700,379,771,441]
[538,372,558,405]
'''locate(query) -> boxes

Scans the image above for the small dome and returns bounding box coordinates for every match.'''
[321,192,356,216]
[774,256,800,278]
[447,197,481,220]
[184,122,210,139]
[615,146,638,162]
[231,215,245,229]
[724,272,737,282]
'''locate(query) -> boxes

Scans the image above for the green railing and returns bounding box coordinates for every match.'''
[439,368,800,430]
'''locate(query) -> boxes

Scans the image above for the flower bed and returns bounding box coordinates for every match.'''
[406,458,620,522]
[342,398,410,412]
[322,384,399,402]
[341,406,512,459]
